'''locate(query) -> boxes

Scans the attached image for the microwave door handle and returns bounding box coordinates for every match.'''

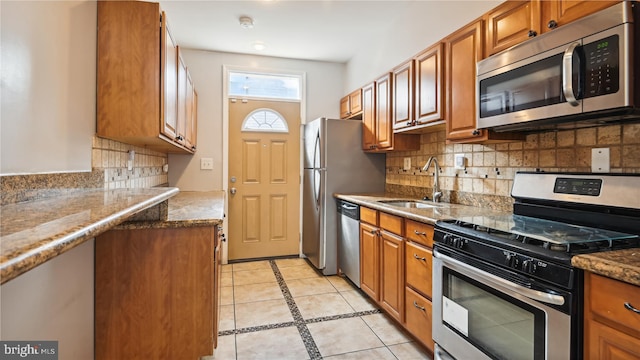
[562,42,581,107]
[433,248,566,306]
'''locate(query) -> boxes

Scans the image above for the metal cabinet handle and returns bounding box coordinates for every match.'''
[413,301,425,311]
[414,230,426,236]
[413,253,427,261]
[472,129,480,136]
[624,302,640,314]
[370,229,378,235]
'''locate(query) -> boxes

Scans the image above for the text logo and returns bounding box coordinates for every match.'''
[0,341,57,359]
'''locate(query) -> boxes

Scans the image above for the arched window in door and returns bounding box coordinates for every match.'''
[241,108,289,133]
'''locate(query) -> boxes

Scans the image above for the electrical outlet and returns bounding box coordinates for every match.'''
[591,148,610,173]
[403,157,411,170]
[200,158,214,170]
[454,154,466,169]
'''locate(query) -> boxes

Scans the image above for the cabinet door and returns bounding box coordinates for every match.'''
[392,60,414,130]
[541,0,618,34]
[213,228,221,349]
[340,96,350,119]
[586,320,640,359]
[361,83,377,151]
[405,287,435,353]
[375,73,393,150]
[445,19,486,142]
[360,222,380,301]
[184,71,196,151]
[176,53,187,146]
[485,0,541,56]
[349,89,362,115]
[161,14,179,141]
[414,43,445,124]
[405,241,433,299]
[380,231,404,322]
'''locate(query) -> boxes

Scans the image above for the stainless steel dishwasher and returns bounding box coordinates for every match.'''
[336,199,360,287]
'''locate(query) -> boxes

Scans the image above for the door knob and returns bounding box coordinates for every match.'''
[230,187,237,195]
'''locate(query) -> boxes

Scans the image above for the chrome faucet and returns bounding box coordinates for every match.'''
[422,156,443,203]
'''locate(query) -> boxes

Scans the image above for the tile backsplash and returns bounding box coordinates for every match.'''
[386,123,640,211]
[92,136,168,189]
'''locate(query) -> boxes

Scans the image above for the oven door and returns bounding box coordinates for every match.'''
[432,247,571,360]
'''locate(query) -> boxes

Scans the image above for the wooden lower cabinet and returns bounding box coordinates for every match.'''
[358,206,435,354]
[405,241,433,299]
[95,225,220,360]
[405,287,435,353]
[584,272,640,359]
[360,221,380,301]
[380,230,404,322]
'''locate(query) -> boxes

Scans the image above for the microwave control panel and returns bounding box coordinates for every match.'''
[583,35,619,98]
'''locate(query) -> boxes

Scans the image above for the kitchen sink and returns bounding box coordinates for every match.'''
[378,200,443,209]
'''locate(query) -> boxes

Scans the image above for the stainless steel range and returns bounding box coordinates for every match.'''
[432,172,640,360]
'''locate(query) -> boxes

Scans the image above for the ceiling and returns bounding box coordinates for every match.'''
[159,0,496,64]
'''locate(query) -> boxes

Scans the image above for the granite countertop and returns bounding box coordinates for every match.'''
[334,192,508,224]
[0,187,179,284]
[572,249,640,286]
[113,191,225,229]
[337,192,640,287]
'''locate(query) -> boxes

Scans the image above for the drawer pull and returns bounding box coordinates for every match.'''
[413,254,427,261]
[413,301,425,311]
[414,230,426,236]
[624,302,640,314]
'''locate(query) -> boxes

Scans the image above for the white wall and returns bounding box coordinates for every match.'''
[1,240,94,359]
[168,50,345,191]
[0,0,96,175]
[345,0,502,91]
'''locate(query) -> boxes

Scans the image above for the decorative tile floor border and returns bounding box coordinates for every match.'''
[218,260,382,359]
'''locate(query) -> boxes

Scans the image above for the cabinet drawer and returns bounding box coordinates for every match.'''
[405,219,434,248]
[360,207,378,226]
[380,212,403,235]
[405,287,435,353]
[588,273,640,334]
[405,242,432,299]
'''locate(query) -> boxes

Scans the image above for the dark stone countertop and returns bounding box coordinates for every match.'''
[0,187,179,284]
[337,192,640,287]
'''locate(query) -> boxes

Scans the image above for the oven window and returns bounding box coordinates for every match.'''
[443,268,545,360]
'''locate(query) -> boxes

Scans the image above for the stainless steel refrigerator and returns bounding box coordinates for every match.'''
[302,117,386,275]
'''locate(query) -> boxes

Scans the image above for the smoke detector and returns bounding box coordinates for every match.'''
[239,16,254,29]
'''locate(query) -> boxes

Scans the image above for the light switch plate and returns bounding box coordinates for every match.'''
[403,157,411,171]
[591,148,610,173]
[200,158,214,170]
[454,154,466,169]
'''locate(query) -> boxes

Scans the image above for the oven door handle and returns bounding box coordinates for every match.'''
[433,248,566,306]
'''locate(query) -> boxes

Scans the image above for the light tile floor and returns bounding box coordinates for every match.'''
[214,258,432,359]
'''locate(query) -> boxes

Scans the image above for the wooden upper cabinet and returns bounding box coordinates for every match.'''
[361,82,377,151]
[540,0,619,33]
[485,0,541,56]
[97,1,196,154]
[162,14,179,141]
[177,52,188,146]
[414,43,445,126]
[392,60,414,131]
[444,19,486,142]
[340,89,363,119]
[375,73,394,150]
[445,19,523,144]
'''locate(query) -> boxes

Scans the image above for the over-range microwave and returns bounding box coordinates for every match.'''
[477,1,640,132]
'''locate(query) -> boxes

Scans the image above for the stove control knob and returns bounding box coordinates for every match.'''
[522,259,537,274]
[442,234,452,245]
[505,253,517,268]
[455,238,465,249]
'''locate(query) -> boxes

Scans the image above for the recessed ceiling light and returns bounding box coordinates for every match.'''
[252,41,266,51]
[239,16,254,29]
